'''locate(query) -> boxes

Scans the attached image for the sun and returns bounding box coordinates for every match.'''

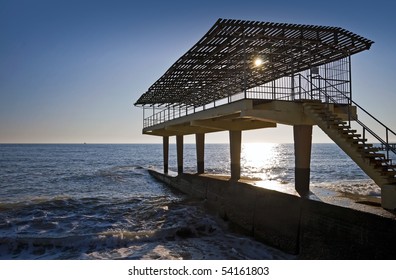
[254,57,264,67]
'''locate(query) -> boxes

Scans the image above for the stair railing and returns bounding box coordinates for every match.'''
[297,73,396,163]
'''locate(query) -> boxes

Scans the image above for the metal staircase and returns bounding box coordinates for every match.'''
[304,102,396,187]
[299,73,396,188]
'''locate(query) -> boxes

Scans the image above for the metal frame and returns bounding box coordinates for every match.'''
[135,18,373,127]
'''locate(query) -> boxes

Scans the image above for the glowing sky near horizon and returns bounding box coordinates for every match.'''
[1,0,395,143]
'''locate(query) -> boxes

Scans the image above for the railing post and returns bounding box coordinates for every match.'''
[153,105,155,124]
[272,80,275,100]
[386,128,390,159]
[243,32,247,99]
[348,55,353,102]
[348,106,351,128]
[299,74,302,100]
[291,74,295,101]
[143,106,145,128]
[318,74,321,101]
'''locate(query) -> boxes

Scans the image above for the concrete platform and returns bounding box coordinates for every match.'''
[149,169,396,259]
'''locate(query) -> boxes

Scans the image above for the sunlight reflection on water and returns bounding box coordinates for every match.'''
[241,143,293,183]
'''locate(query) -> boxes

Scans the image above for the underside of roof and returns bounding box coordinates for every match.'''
[135,18,373,107]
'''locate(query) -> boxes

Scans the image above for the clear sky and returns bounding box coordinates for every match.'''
[1,0,395,144]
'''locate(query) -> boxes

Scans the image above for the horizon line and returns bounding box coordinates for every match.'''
[0,142,355,145]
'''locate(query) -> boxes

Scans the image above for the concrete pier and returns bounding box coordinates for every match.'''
[150,169,396,259]
[136,19,396,210]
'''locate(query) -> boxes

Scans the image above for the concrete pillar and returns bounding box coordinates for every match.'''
[163,136,169,174]
[176,135,184,174]
[229,130,242,180]
[382,185,396,210]
[196,133,205,174]
[293,125,313,196]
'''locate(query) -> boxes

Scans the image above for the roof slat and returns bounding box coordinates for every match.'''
[135,18,373,106]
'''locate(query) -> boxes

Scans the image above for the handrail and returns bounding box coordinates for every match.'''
[313,75,396,137]
[143,72,396,165]
[300,73,396,161]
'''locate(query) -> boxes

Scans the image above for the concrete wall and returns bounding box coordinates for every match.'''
[149,170,396,259]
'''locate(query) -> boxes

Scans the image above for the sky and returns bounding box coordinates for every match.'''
[1,0,395,144]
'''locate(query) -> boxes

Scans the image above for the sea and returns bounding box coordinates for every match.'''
[0,143,383,260]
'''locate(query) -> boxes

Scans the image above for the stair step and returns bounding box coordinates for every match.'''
[377,164,396,171]
[377,167,396,174]
[358,147,381,152]
[333,123,349,128]
[337,124,351,129]
[341,129,357,134]
[352,139,368,145]
[327,118,346,123]
[355,143,373,148]
[375,165,396,174]
[364,153,386,158]
[371,158,393,165]
[345,134,361,139]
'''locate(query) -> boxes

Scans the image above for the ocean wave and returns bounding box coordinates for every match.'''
[313,179,380,197]
[0,216,221,260]
[0,215,292,260]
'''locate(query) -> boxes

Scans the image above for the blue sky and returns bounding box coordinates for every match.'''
[1,0,395,143]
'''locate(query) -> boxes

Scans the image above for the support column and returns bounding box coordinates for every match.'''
[163,136,169,174]
[176,135,184,174]
[196,133,205,174]
[229,130,242,180]
[294,125,313,196]
[382,185,396,210]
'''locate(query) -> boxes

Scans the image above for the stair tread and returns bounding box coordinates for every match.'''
[355,144,374,148]
[364,153,386,158]
[372,158,392,163]
[352,138,368,142]
[345,134,361,138]
[359,149,382,153]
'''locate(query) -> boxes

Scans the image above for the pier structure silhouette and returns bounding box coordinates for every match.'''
[135,19,396,209]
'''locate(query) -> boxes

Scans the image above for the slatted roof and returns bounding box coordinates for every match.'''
[135,18,373,107]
